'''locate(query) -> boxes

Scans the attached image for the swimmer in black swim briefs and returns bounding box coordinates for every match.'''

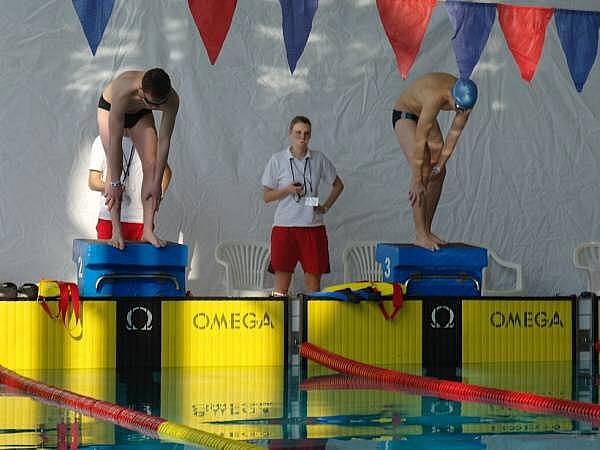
[392,109,419,129]
[98,95,152,129]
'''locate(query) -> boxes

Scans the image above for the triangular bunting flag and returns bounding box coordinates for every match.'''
[497,5,554,82]
[445,1,496,80]
[376,0,436,79]
[554,9,600,92]
[188,0,238,65]
[72,0,114,55]
[279,0,318,74]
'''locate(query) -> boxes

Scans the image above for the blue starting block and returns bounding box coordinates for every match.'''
[72,239,188,298]
[375,243,487,297]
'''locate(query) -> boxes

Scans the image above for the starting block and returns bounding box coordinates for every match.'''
[72,239,188,297]
[375,243,487,297]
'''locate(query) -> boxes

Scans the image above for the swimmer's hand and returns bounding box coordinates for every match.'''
[408,178,426,208]
[104,181,124,211]
[143,181,163,212]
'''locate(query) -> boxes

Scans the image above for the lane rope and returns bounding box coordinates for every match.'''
[300,342,600,426]
[0,365,260,450]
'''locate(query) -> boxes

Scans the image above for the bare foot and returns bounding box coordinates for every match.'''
[414,235,439,251]
[428,232,447,246]
[142,229,167,248]
[110,232,125,251]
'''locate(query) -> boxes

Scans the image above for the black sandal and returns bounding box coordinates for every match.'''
[18,283,39,300]
[0,282,18,298]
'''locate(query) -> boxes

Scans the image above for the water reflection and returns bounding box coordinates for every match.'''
[0,362,598,449]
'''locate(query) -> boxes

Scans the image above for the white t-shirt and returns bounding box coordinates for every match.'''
[88,136,144,223]
[261,147,337,227]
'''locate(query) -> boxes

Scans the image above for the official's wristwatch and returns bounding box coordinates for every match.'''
[110,180,124,189]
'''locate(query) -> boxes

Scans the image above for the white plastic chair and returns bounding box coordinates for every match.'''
[573,242,600,294]
[476,245,524,296]
[342,241,382,282]
[214,240,272,297]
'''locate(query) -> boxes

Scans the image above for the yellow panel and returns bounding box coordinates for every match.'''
[0,396,114,445]
[78,420,115,445]
[307,300,422,370]
[0,431,57,448]
[0,369,116,443]
[461,361,573,431]
[162,299,285,367]
[0,396,60,429]
[161,366,284,425]
[462,300,572,363]
[0,301,116,370]
[307,387,421,418]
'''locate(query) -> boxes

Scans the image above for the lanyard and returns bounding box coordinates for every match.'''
[289,156,313,200]
[122,143,134,183]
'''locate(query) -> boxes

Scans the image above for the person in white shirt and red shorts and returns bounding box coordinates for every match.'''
[262,116,344,295]
[88,134,171,241]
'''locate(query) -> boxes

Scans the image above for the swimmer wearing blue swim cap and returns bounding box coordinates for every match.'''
[392,73,475,251]
[452,78,478,111]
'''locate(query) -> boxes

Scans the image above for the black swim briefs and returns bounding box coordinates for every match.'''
[392,109,419,129]
[98,95,152,129]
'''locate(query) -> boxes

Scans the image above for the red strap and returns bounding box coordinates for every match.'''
[38,297,57,319]
[67,283,80,323]
[40,282,81,327]
[58,282,70,324]
[377,282,404,321]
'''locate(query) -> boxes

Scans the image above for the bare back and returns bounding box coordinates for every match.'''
[102,71,150,114]
[394,72,457,116]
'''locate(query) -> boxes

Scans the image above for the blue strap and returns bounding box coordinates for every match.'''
[310,288,360,303]
[311,287,383,303]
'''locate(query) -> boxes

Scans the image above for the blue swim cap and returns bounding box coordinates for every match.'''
[452,78,478,110]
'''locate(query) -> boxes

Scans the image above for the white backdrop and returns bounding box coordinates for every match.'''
[1,0,600,295]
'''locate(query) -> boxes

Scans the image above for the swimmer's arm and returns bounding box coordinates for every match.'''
[437,110,470,169]
[88,170,104,192]
[107,100,126,184]
[413,106,438,181]
[156,91,179,183]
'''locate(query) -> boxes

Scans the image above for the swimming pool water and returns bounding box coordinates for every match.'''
[1,362,599,449]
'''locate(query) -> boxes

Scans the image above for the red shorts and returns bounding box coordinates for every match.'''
[270,226,330,275]
[96,219,144,241]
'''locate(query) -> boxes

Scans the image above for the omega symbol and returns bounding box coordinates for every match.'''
[126,306,153,331]
[430,305,455,329]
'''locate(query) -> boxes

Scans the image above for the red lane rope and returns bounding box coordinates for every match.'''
[300,374,402,392]
[0,366,165,437]
[300,342,600,426]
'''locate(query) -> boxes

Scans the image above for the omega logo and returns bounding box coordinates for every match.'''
[126,306,153,331]
[430,305,455,329]
[192,311,274,330]
[430,400,455,415]
[489,311,564,328]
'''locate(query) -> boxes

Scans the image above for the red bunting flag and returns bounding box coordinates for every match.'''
[188,0,238,64]
[497,5,554,82]
[376,0,436,79]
